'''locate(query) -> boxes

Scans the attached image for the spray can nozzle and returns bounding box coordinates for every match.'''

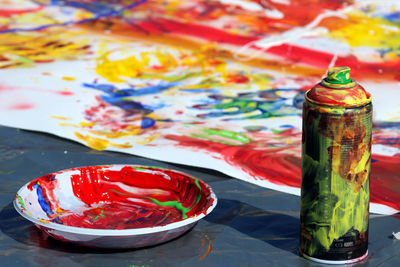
[321,67,356,88]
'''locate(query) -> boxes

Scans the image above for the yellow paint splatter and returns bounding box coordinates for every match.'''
[38,219,50,224]
[0,29,90,69]
[59,123,78,127]
[75,132,110,150]
[50,115,72,120]
[111,142,133,149]
[89,128,141,139]
[62,76,76,81]
[136,132,161,145]
[95,43,232,83]
[79,121,95,127]
[323,12,400,59]
[96,49,180,83]
[74,132,132,150]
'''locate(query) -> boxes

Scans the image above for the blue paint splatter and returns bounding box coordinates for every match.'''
[82,81,180,128]
[83,82,174,115]
[141,117,156,129]
[33,183,54,217]
[179,88,220,94]
[83,81,177,97]
[49,0,116,14]
[293,91,305,109]
[194,89,302,120]
[373,122,400,129]
[280,124,295,128]
[383,11,400,22]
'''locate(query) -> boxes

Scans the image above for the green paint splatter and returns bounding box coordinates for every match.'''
[131,166,166,172]
[131,166,152,172]
[194,179,201,191]
[17,56,34,64]
[148,179,202,220]
[272,129,287,134]
[148,198,192,219]
[17,195,26,210]
[92,210,105,222]
[194,179,202,206]
[244,125,265,132]
[140,71,199,82]
[189,128,251,146]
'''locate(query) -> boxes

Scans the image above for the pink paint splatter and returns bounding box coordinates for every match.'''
[0,84,15,92]
[9,103,35,110]
[57,91,74,96]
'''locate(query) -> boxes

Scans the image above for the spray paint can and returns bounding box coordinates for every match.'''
[300,67,372,264]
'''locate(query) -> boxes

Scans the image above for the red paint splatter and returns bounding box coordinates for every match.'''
[136,18,257,45]
[0,6,44,17]
[34,59,54,63]
[0,84,15,92]
[131,16,399,80]
[166,134,301,188]
[136,0,347,34]
[150,65,165,70]
[370,154,400,211]
[30,166,213,229]
[225,73,250,84]
[57,91,74,96]
[8,103,34,110]
[166,134,400,212]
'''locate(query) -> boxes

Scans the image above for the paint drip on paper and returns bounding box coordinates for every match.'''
[1,0,400,215]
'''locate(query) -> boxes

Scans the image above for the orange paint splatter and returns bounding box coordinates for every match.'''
[225,73,250,84]
[198,240,213,261]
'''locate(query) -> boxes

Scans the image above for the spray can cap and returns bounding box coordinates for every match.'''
[321,67,356,89]
[305,67,371,107]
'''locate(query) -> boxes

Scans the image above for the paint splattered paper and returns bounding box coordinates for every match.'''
[0,0,399,214]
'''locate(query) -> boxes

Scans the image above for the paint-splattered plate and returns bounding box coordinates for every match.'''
[14,165,217,249]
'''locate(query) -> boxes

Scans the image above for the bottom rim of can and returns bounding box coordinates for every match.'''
[302,251,368,265]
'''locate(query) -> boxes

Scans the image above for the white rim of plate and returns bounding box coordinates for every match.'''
[13,165,218,236]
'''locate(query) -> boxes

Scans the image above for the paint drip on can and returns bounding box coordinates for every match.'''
[300,67,372,264]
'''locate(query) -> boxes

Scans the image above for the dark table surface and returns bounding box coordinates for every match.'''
[0,125,399,267]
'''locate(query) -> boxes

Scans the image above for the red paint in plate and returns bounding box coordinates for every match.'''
[14,165,217,248]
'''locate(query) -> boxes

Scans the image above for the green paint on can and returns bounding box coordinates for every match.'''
[300,67,371,263]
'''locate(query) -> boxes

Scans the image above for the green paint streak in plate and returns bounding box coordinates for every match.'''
[148,179,203,220]
[148,198,192,220]
[17,195,26,210]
